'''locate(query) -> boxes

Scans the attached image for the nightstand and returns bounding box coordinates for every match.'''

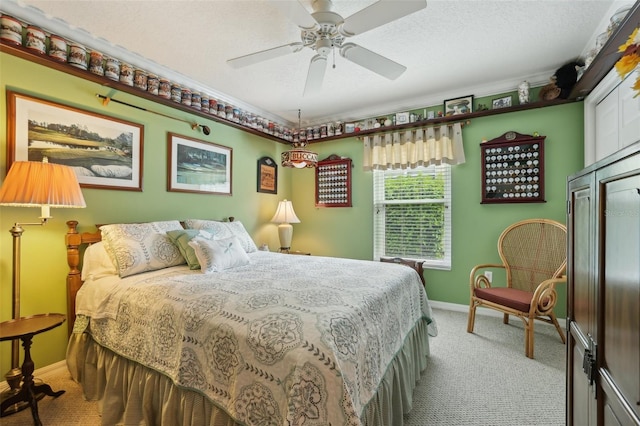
[0,314,66,425]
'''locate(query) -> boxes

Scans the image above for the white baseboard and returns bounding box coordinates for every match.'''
[429,300,567,329]
[0,360,67,393]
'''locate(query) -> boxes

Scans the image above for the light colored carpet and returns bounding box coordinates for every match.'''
[1,308,565,426]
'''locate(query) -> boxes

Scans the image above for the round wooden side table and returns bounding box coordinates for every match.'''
[0,313,66,426]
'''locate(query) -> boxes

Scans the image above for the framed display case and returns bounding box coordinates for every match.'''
[480,131,545,204]
[315,154,352,207]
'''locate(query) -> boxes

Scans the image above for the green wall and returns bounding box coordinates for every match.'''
[0,53,291,373]
[0,51,584,374]
[290,102,584,315]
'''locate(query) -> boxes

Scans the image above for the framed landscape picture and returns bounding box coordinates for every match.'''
[257,156,277,194]
[444,95,474,116]
[7,90,144,190]
[167,132,232,195]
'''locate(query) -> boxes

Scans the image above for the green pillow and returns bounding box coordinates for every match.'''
[166,229,214,269]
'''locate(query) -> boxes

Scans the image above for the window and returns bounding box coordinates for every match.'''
[373,165,451,270]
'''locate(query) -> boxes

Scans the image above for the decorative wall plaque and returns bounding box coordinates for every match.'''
[315,154,352,207]
[257,156,277,194]
[480,131,545,204]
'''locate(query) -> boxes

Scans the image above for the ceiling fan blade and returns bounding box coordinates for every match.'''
[304,54,327,96]
[340,43,406,80]
[227,42,304,68]
[269,0,318,30]
[339,0,427,36]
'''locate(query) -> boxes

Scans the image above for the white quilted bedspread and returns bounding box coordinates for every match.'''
[80,251,436,426]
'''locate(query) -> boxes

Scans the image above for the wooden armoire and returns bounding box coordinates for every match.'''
[566,141,640,425]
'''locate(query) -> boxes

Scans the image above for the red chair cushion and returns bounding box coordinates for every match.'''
[474,287,533,312]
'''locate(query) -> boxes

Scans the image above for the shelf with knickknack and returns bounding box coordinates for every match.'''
[0,39,289,143]
[570,1,639,100]
[2,1,637,145]
[0,34,576,145]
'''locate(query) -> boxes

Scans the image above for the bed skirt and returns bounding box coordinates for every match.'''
[66,318,431,426]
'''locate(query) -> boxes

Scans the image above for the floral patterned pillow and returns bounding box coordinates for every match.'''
[188,236,250,273]
[100,221,185,278]
[183,219,258,253]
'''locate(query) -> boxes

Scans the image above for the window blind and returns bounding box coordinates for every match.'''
[373,165,451,269]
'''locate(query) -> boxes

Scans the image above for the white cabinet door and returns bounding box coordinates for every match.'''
[596,87,619,161]
[618,72,640,149]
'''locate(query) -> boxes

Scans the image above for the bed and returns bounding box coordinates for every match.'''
[64,218,437,426]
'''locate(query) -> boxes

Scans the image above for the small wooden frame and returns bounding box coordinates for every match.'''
[480,131,545,204]
[257,156,277,194]
[315,154,352,207]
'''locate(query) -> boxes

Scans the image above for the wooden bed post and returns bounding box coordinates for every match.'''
[66,220,82,336]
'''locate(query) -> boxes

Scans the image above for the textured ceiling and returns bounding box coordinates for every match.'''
[4,0,625,126]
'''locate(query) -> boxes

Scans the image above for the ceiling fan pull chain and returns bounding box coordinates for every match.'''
[333,47,336,69]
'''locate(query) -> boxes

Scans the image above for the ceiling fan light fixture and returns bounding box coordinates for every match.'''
[229,0,425,94]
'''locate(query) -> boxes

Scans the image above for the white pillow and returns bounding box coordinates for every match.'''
[81,241,118,281]
[183,219,258,253]
[100,220,186,278]
[188,236,250,273]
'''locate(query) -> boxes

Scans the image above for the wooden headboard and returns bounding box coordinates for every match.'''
[65,217,236,335]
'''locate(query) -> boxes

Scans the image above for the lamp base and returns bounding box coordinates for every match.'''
[277,224,293,252]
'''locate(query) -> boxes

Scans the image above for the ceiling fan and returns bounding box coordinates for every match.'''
[227,0,427,95]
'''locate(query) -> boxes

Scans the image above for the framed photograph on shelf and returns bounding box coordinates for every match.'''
[492,95,512,109]
[444,95,474,116]
[7,90,144,191]
[257,156,277,194]
[167,132,232,195]
[395,112,410,124]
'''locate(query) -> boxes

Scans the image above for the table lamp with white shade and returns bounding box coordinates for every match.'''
[270,199,300,253]
[0,158,86,409]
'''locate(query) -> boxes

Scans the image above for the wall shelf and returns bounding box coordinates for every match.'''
[570,1,640,100]
[3,1,638,145]
[0,41,287,144]
[310,99,576,143]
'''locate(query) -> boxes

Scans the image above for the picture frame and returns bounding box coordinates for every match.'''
[257,156,277,194]
[167,132,232,195]
[7,90,144,191]
[395,112,409,124]
[492,95,512,109]
[444,95,474,116]
[344,123,355,133]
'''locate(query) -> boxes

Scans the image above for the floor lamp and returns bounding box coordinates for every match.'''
[270,199,300,253]
[0,159,86,411]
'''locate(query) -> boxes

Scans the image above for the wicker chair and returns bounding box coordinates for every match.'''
[466,219,567,358]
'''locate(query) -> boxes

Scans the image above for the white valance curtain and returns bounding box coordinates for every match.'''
[362,122,466,170]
